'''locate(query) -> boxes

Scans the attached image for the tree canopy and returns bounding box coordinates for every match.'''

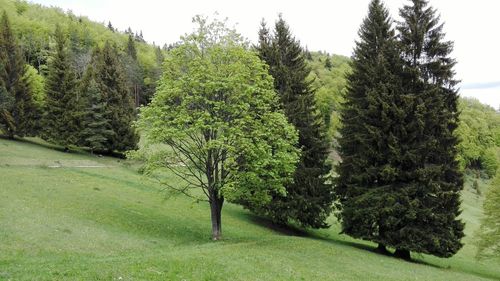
[132,16,299,240]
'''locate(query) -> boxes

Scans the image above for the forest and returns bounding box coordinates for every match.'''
[0,0,499,279]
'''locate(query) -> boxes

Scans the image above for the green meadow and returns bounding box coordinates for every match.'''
[0,137,498,280]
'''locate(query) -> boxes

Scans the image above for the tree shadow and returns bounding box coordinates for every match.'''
[243,213,311,237]
[0,135,125,158]
[228,207,451,269]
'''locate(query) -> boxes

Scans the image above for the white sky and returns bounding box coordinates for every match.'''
[29,0,500,108]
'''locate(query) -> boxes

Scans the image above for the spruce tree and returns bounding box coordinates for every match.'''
[93,42,137,153]
[78,65,113,153]
[389,0,464,259]
[126,34,137,61]
[0,11,38,137]
[336,0,463,260]
[42,24,80,147]
[324,56,332,70]
[335,0,405,255]
[251,16,334,228]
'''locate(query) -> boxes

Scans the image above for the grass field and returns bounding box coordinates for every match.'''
[0,137,499,280]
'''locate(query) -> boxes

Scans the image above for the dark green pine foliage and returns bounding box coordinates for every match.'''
[126,34,137,61]
[324,56,332,70]
[253,16,334,228]
[389,0,464,258]
[335,0,405,255]
[78,65,113,153]
[93,42,137,152]
[0,11,38,137]
[42,24,80,147]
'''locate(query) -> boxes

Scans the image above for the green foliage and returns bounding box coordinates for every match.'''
[133,16,299,240]
[480,147,499,178]
[307,52,350,142]
[456,98,500,177]
[336,0,464,259]
[324,56,332,70]
[253,16,334,228]
[41,24,80,146]
[92,42,138,153]
[0,10,38,137]
[391,0,464,257]
[477,165,500,258]
[78,65,113,152]
[335,0,406,252]
[23,64,44,106]
[472,180,480,195]
[0,0,161,104]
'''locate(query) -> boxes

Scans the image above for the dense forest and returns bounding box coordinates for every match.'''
[0,0,499,266]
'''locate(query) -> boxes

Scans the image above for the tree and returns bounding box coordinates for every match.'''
[324,55,332,70]
[42,24,80,147]
[123,34,143,107]
[0,11,38,137]
[132,16,300,240]
[252,16,333,228]
[126,34,137,60]
[107,21,114,32]
[93,42,138,153]
[78,65,113,153]
[389,0,464,259]
[335,0,405,255]
[477,166,500,258]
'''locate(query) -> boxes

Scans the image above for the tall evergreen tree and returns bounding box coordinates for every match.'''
[78,65,113,153]
[0,11,38,137]
[388,0,464,259]
[123,34,143,107]
[42,24,80,147]
[251,16,333,228]
[335,0,405,255]
[336,0,463,260]
[93,42,137,153]
[126,34,137,61]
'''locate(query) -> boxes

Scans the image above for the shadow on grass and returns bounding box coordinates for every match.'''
[226,207,453,270]
[0,135,125,158]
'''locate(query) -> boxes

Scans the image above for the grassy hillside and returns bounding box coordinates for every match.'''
[0,138,499,280]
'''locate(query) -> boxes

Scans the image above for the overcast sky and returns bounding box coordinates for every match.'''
[30,0,500,108]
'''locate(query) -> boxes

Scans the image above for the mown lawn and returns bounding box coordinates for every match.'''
[0,137,498,280]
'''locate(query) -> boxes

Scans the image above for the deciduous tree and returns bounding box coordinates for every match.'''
[132,16,300,240]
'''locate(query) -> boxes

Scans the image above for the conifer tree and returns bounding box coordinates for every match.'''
[126,34,137,61]
[252,16,334,228]
[324,56,332,70]
[0,11,38,138]
[123,34,143,106]
[388,0,464,259]
[42,24,80,147]
[93,42,137,153]
[335,0,405,255]
[78,65,113,153]
[336,0,463,260]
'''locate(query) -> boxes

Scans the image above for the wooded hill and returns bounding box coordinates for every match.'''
[0,0,163,105]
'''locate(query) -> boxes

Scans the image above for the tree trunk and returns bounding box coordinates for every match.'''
[210,196,224,241]
[376,243,390,255]
[394,248,411,260]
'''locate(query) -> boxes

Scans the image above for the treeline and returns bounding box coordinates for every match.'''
[0,0,165,153]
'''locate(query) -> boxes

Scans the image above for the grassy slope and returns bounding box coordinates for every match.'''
[0,138,499,280]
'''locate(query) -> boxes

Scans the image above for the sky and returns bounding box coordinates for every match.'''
[30,0,500,108]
